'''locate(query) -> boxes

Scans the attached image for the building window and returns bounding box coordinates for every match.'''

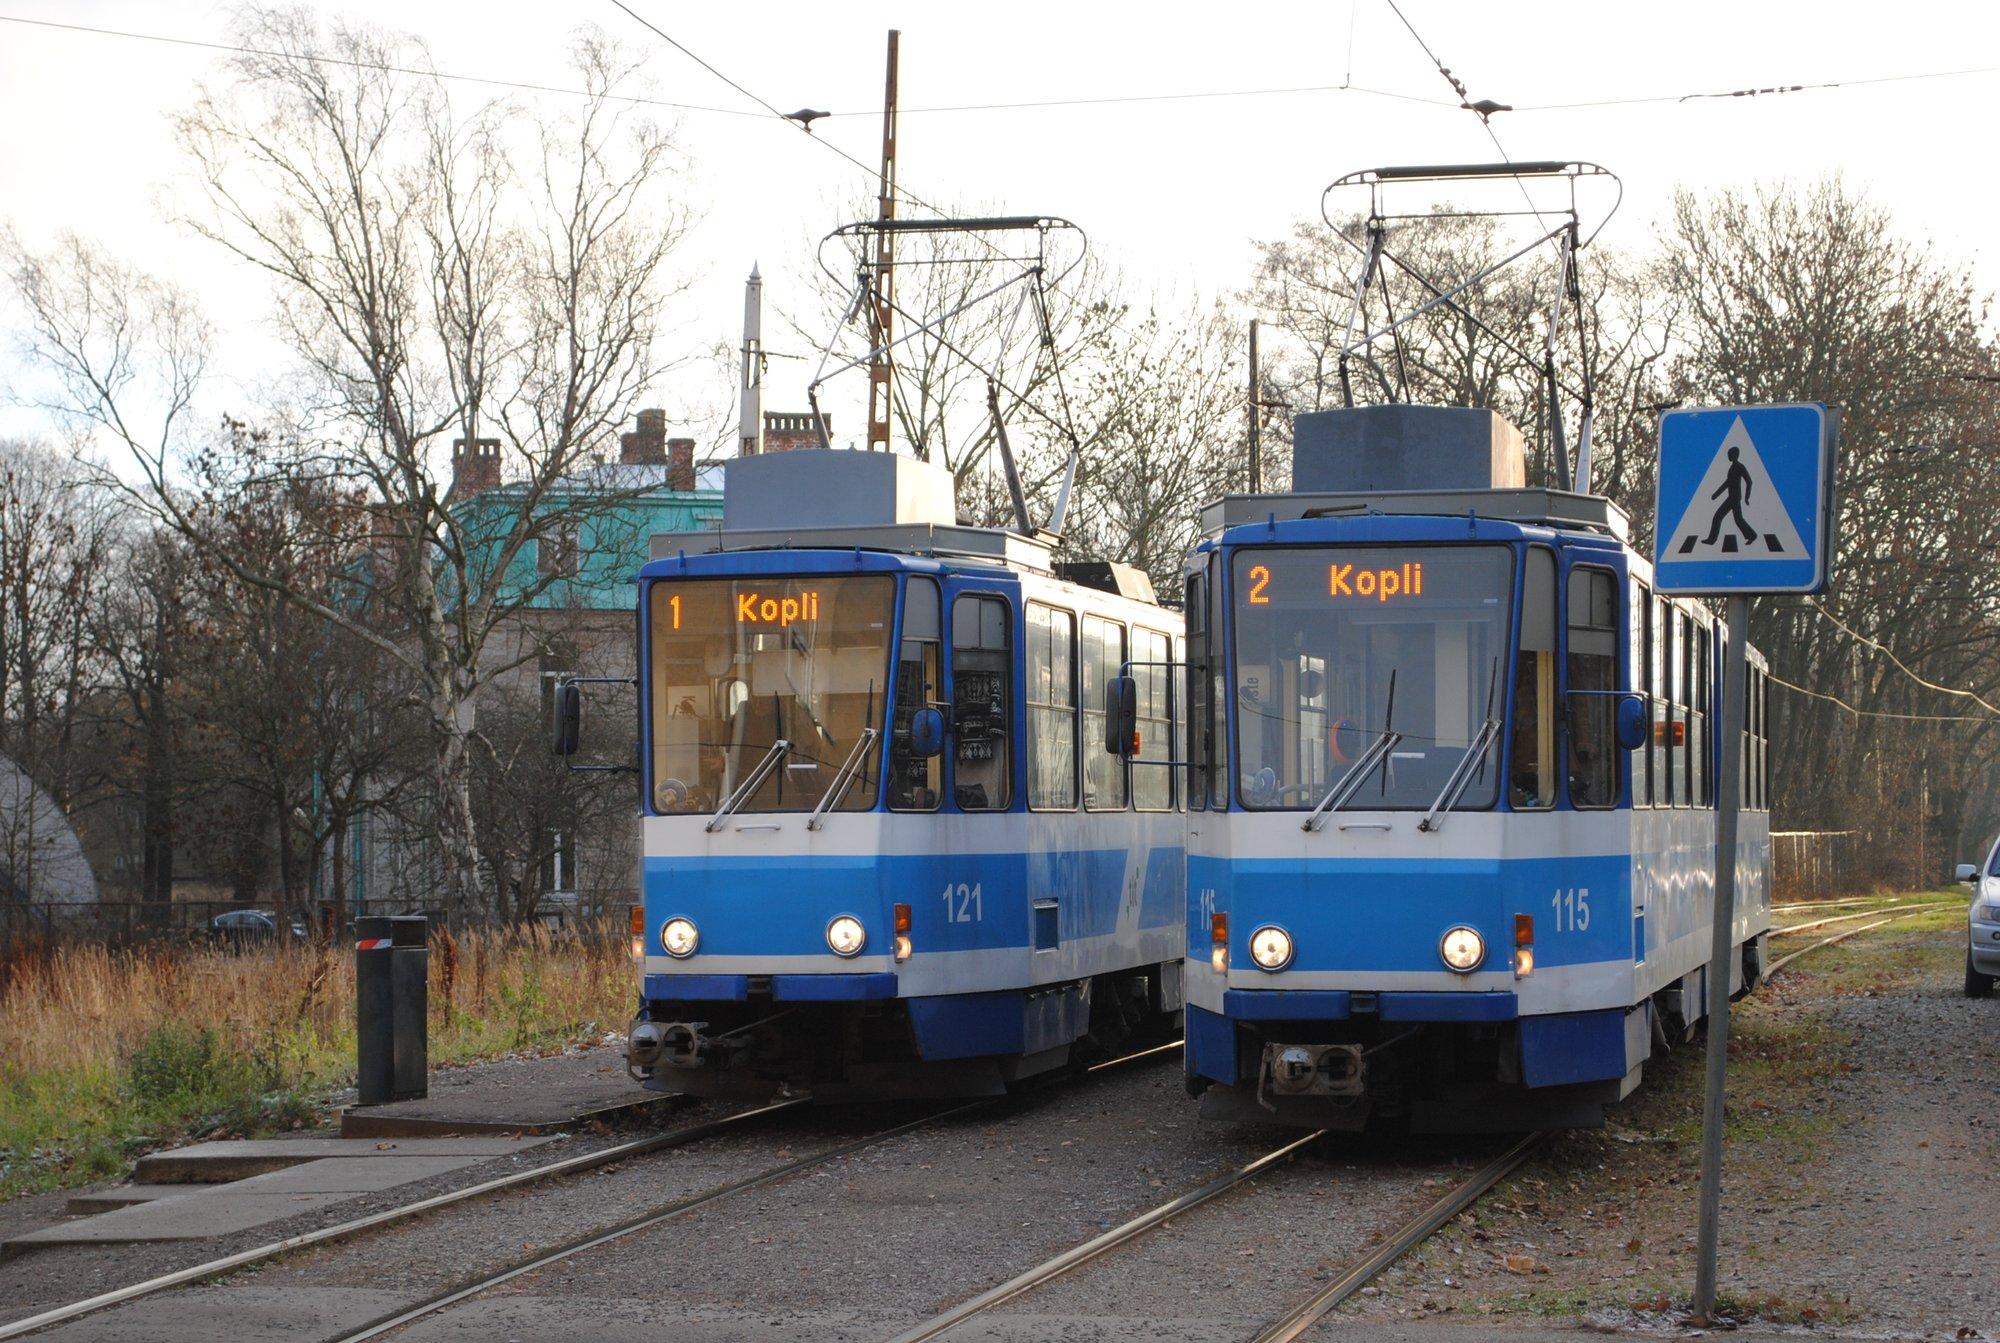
[538,519,580,581]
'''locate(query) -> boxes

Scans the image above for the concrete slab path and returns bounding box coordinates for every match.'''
[132,1135,551,1182]
[338,1046,675,1137]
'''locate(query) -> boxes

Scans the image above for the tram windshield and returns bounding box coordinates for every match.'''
[647,575,895,814]
[1231,546,1512,811]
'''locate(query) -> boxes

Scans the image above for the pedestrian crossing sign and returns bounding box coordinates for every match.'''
[1652,403,1837,594]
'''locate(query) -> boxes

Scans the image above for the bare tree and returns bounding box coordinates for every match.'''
[0,440,116,811]
[8,9,695,916]
[1660,179,2000,876]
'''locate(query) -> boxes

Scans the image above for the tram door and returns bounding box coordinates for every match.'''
[948,593,1013,815]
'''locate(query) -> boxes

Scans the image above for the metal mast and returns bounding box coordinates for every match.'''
[866,30,900,453]
[740,263,765,456]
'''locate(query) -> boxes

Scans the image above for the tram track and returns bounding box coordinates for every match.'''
[878,907,1955,1343]
[0,1097,810,1342]
[5,905,1954,1342]
[315,1038,1183,1343]
[3,1042,1186,1341]
[1774,898,1955,938]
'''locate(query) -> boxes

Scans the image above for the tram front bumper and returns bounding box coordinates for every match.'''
[641,972,900,1002]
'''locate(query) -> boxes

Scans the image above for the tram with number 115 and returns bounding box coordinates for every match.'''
[1104,403,1773,1130]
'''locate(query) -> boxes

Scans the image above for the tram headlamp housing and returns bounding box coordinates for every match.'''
[1438,925,1485,974]
[826,915,867,958]
[1248,925,1294,972]
[660,917,699,959]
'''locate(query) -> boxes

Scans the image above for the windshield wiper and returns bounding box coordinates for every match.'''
[1420,657,1504,834]
[807,727,880,831]
[707,738,793,832]
[1418,719,1501,833]
[1304,670,1403,833]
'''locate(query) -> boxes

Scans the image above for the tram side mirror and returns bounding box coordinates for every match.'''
[551,680,581,757]
[1106,676,1139,759]
[1615,695,1648,752]
[1956,863,1979,885]
[909,707,946,759]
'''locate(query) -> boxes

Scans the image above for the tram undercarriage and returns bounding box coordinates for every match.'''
[628,965,1181,1102]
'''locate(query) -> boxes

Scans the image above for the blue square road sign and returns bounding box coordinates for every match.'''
[1652,403,1837,595]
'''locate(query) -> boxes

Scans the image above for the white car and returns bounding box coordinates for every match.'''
[1955,846,2000,998]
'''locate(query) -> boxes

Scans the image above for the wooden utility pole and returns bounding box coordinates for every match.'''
[1248,317,1262,492]
[867,30,900,453]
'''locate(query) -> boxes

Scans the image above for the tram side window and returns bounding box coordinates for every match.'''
[1027,603,1079,810]
[1756,665,1768,811]
[1673,611,1694,807]
[1133,627,1173,812]
[1691,618,1710,806]
[950,594,1012,811]
[1186,575,1209,812]
[1653,597,1673,807]
[890,578,942,810]
[1081,615,1129,811]
[1509,548,1559,810]
[1633,581,1653,807]
[1565,568,1618,808]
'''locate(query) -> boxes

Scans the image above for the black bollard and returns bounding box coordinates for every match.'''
[355,914,429,1104]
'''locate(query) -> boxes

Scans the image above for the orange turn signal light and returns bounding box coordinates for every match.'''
[1515,914,1534,947]
[628,904,645,936]
[894,902,912,934]
[1211,911,1229,946]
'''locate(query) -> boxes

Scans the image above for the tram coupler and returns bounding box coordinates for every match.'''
[1262,1042,1366,1098]
[627,1019,733,1080]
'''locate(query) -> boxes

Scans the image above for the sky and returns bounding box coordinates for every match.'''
[4,0,1999,450]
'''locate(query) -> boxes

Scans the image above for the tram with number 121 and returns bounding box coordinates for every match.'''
[569,448,1186,1100]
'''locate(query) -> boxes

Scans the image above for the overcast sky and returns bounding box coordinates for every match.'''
[4,0,1998,448]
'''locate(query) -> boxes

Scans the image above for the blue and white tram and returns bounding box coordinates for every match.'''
[1170,406,1773,1130]
[620,450,1185,1100]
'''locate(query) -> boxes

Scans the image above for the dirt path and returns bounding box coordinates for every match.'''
[1337,896,2000,1338]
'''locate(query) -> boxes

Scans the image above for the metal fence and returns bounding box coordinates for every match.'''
[1770,830,1861,901]
[1,890,632,950]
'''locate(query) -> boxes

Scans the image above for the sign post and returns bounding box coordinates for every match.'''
[1653,403,1837,1321]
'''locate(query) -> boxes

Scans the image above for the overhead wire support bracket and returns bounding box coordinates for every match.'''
[1319,160,1622,484]
[805,213,1091,523]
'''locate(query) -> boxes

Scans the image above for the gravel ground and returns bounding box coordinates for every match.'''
[450,1053,1254,1321]
[11,1051,1232,1340]
[1335,900,2000,1339]
[973,1138,1513,1340]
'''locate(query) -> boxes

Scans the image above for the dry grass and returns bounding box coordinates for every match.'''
[0,928,632,1199]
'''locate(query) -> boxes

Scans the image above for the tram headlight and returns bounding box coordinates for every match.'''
[826,915,867,958]
[660,917,699,959]
[1248,925,1295,972]
[1438,925,1485,974]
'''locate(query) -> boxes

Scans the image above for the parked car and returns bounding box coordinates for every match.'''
[208,909,307,948]
[1955,843,2000,997]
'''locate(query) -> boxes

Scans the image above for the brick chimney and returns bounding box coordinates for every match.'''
[667,437,696,491]
[620,408,668,465]
[764,412,828,455]
[448,437,501,501]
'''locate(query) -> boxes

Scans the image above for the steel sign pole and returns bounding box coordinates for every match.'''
[1693,591,1750,1320]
